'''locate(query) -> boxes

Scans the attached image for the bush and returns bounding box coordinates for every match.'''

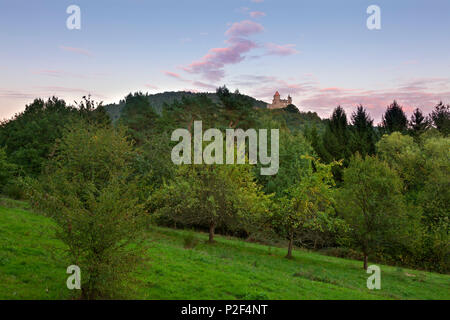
[29,123,150,299]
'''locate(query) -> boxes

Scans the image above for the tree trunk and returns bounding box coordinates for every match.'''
[208,222,216,243]
[286,233,294,259]
[363,253,368,270]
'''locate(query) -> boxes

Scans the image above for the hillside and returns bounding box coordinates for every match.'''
[1,198,448,300]
[103,90,324,133]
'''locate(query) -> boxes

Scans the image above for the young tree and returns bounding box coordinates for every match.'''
[350,105,376,156]
[338,155,407,269]
[430,101,450,136]
[29,123,149,299]
[273,157,341,259]
[382,100,408,133]
[152,163,270,243]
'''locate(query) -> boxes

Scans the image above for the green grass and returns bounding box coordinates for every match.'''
[0,200,449,300]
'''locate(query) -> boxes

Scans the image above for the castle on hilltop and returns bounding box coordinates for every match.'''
[267,91,292,109]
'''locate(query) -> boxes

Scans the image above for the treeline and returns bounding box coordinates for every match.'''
[0,88,448,298]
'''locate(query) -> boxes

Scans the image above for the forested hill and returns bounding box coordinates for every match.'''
[103,90,324,133]
[104,91,270,122]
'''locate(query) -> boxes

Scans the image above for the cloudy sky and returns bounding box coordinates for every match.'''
[1,0,450,122]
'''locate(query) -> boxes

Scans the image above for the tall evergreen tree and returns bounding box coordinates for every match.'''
[409,108,430,138]
[320,106,351,182]
[322,106,351,161]
[350,105,376,156]
[430,101,450,136]
[382,100,408,133]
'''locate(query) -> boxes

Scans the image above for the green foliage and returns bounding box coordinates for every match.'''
[216,86,257,129]
[28,123,149,299]
[338,155,408,269]
[376,132,422,192]
[256,129,313,196]
[0,148,17,193]
[0,96,110,176]
[119,92,160,144]
[376,133,449,272]
[272,157,343,258]
[152,162,271,243]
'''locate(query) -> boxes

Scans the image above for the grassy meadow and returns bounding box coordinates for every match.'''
[0,198,448,300]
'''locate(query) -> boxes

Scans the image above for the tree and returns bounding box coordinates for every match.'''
[321,106,351,182]
[28,123,149,299]
[273,157,341,259]
[382,100,408,133]
[338,155,407,269]
[350,105,376,156]
[152,162,270,243]
[409,108,430,139]
[430,101,450,136]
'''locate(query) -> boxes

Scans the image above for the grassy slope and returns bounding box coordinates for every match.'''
[0,201,449,300]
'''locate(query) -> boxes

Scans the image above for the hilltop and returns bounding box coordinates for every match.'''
[103,90,324,132]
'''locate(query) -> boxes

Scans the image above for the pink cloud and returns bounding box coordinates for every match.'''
[145,84,158,90]
[249,11,266,18]
[265,43,299,56]
[163,71,183,79]
[182,38,257,81]
[225,20,264,37]
[59,46,92,56]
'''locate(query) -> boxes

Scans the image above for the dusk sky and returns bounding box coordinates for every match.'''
[1,0,450,122]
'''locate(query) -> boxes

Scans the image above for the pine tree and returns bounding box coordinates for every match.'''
[350,105,376,156]
[430,101,450,136]
[409,108,430,138]
[322,106,351,161]
[382,100,408,133]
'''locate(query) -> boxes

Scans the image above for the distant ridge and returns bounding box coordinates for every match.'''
[104,91,269,122]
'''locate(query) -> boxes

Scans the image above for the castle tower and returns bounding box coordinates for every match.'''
[267,91,292,109]
[273,91,280,103]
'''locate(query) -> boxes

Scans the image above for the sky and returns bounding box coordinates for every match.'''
[1,0,450,123]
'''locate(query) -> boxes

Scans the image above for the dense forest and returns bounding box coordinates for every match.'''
[0,87,448,299]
